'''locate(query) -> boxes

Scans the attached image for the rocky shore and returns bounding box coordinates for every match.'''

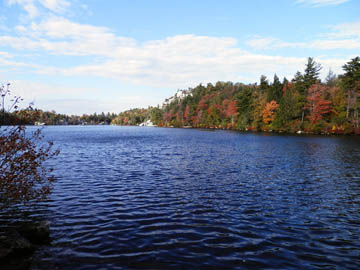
[0,221,50,270]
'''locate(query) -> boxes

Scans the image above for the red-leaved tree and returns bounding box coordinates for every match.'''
[222,99,238,127]
[305,84,332,124]
[184,105,190,123]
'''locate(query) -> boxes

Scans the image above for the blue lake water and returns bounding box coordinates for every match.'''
[12,126,360,269]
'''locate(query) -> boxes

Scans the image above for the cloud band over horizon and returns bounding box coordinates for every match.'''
[0,0,358,114]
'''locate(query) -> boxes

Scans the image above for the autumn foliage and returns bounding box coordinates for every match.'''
[0,126,59,206]
[262,101,279,125]
[223,99,238,118]
[305,84,331,124]
[1,84,59,207]
[150,57,359,134]
[184,105,190,122]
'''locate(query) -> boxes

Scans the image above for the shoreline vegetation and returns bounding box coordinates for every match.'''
[2,57,359,135]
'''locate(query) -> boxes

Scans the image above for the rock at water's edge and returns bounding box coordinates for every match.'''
[18,220,50,245]
[0,230,35,270]
[0,221,51,270]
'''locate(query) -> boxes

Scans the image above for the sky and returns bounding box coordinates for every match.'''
[0,0,359,115]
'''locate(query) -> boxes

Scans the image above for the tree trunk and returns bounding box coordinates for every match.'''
[301,110,304,123]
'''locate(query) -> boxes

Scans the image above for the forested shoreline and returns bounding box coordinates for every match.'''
[113,57,360,135]
[2,57,359,135]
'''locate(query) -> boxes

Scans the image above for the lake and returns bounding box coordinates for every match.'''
[11,126,360,269]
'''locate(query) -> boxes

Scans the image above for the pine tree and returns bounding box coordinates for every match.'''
[341,57,360,122]
[266,74,282,103]
[259,75,269,94]
[303,57,322,90]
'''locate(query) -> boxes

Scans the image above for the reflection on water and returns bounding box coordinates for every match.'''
[4,126,360,270]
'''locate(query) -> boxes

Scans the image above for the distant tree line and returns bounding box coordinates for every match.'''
[115,56,358,135]
[0,108,119,126]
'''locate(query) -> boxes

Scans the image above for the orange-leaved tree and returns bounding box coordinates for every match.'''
[262,100,279,125]
[0,83,59,208]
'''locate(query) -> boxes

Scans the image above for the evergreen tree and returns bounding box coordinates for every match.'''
[303,57,322,89]
[292,71,305,95]
[273,84,300,130]
[266,74,282,103]
[259,75,269,94]
[341,56,360,122]
[234,87,253,129]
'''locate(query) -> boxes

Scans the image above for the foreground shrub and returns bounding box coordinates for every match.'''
[0,84,59,208]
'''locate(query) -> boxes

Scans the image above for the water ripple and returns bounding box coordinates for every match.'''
[2,126,359,270]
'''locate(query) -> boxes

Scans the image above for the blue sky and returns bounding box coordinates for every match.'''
[0,0,359,114]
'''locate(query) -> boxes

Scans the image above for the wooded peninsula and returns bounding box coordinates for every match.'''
[2,57,360,135]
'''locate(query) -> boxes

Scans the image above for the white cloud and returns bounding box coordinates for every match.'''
[2,17,258,87]
[0,12,354,92]
[309,39,360,49]
[29,16,111,39]
[0,56,40,69]
[295,0,349,7]
[0,15,350,89]
[38,0,70,13]
[247,21,360,51]
[35,49,314,88]
[0,51,13,58]
[247,37,360,50]
[7,0,70,18]
[329,21,360,38]
[3,16,136,56]
[5,17,238,58]
[246,37,305,50]
[7,0,39,19]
